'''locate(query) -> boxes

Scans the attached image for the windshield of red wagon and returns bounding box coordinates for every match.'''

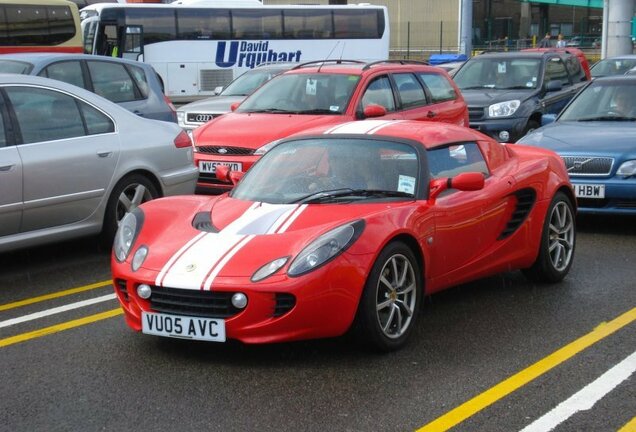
[237,73,360,115]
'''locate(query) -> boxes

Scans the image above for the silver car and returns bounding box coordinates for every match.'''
[0,74,198,252]
[177,63,295,131]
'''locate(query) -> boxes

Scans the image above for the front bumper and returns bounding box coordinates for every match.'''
[194,152,259,195]
[571,177,636,214]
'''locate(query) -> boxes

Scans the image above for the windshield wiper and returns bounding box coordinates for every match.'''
[242,108,297,114]
[460,85,492,90]
[499,86,533,90]
[295,109,338,115]
[578,115,636,122]
[292,189,414,204]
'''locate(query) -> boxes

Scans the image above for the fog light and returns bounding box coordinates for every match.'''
[231,293,248,309]
[499,130,510,141]
[137,284,152,299]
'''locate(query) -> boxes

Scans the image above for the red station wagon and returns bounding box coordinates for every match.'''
[192,59,469,193]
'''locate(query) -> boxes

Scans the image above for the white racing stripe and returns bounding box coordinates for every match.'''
[324,120,397,135]
[0,293,116,329]
[158,202,303,290]
[520,350,636,432]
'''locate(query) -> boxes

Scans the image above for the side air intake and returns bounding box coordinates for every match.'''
[498,188,536,240]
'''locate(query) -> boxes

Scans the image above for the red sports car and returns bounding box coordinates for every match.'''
[112,120,576,351]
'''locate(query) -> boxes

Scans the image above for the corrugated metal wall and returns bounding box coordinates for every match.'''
[263,0,460,59]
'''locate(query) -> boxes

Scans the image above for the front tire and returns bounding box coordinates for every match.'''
[353,241,421,352]
[523,191,575,283]
[101,174,159,246]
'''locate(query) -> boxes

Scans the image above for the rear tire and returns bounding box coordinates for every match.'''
[101,174,159,247]
[522,191,575,283]
[352,241,421,352]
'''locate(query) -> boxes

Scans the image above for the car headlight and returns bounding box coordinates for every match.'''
[617,160,636,176]
[113,209,144,263]
[254,139,283,156]
[488,100,521,118]
[251,257,289,282]
[288,220,365,277]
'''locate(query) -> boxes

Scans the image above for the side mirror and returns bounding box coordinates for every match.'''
[215,165,244,186]
[362,104,387,119]
[428,172,485,201]
[545,80,562,92]
[541,113,557,126]
[230,102,240,112]
[214,86,223,95]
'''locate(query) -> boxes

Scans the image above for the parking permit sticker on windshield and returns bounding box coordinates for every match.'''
[329,106,339,111]
[498,63,506,73]
[398,175,415,194]
[306,79,317,95]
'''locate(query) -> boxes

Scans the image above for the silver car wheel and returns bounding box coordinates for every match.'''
[375,253,417,339]
[548,201,575,272]
[116,183,153,223]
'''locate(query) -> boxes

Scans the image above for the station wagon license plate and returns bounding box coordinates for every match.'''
[198,161,242,174]
[573,183,605,199]
[142,312,226,342]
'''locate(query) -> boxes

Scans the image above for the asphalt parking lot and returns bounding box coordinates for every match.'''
[1,214,634,432]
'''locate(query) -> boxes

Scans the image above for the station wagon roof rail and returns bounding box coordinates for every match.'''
[362,59,430,70]
[291,60,366,70]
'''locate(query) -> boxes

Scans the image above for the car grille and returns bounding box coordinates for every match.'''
[150,286,241,318]
[274,293,296,317]
[468,107,484,122]
[198,172,226,185]
[562,156,614,176]
[186,113,216,123]
[115,279,129,302]
[196,146,255,155]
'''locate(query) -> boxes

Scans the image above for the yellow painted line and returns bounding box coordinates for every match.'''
[0,308,122,348]
[0,280,112,312]
[416,307,636,432]
[618,416,636,432]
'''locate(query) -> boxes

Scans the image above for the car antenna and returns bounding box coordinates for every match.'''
[318,41,341,72]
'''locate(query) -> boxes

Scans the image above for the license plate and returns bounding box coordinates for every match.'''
[198,161,242,174]
[573,183,605,199]
[142,312,226,342]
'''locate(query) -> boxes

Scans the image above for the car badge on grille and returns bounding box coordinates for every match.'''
[567,158,593,172]
[218,148,228,154]
[185,263,197,272]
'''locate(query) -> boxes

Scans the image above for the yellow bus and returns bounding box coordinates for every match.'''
[0,0,82,54]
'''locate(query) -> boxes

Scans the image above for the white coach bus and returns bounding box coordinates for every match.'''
[81,1,389,102]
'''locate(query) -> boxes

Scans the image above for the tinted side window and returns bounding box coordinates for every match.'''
[333,10,383,38]
[87,61,138,102]
[283,10,333,39]
[418,72,457,103]
[545,58,570,86]
[232,9,282,39]
[565,55,586,83]
[126,64,149,99]
[361,76,395,112]
[6,87,85,144]
[40,61,85,89]
[393,73,426,108]
[176,8,230,40]
[427,142,489,179]
[1,5,75,46]
[81,102,114,135]
[125,8,176,44]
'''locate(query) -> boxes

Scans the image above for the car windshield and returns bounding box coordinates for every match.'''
[222,67,288,96]
[0,60,34,74]
[591,58,636,78]
[559,81,636,121]
[231,138,419,204]
[453,58,541,90]
[237,73,360,114]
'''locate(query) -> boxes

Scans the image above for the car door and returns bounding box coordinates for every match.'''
[356,75,404,120]
[542,57,577,115]
[5,85,119,232]
[0,97,22,237]
[426,142,516,289]
[86,60,150,118]
[416,71,467,125]
[391,72,432,121]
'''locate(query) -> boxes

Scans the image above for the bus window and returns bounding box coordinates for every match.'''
[283,9,333,39]
[232,9,282,40]
[176,9,230,40]
[125,8,176,45]
[334,10,383,39]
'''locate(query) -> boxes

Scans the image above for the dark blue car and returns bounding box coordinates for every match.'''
[517,76,636,215]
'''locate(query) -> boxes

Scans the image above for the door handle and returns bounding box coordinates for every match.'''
[0,163,15,172]
[427,111,437,118]
[133,110,144,117]
[97,151,112,158]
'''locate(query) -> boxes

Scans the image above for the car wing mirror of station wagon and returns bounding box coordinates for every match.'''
[428,172,485,201]
[362,104,387,119]
[230,102,240,112]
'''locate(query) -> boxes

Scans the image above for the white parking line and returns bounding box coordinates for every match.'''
[0,294,116,329]
[520,350,636,432]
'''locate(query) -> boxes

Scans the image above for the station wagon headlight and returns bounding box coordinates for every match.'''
[488,100,520,118]
[114,209,144,263]
[617,160,636,176]
[288,220,365,277]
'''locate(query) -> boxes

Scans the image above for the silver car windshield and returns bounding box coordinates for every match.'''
[237,73,360,115]
[231,138,419,204]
